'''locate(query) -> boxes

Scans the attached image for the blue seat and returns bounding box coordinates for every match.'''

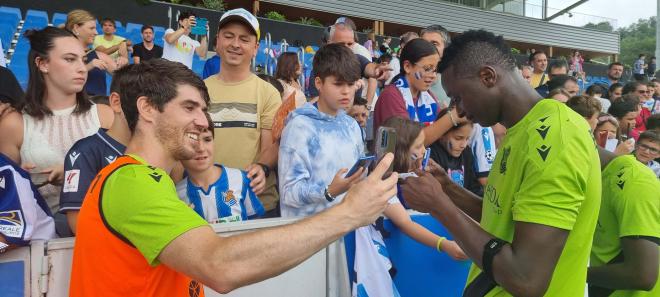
[114,20,123,30]
[192,55,205,77]
[0,6,21,22]
[52,12,67,27]
[0,11,20,28]
[125,22,142,34]
[96,20,102,34]
[21,10,48,33]
[8,55,28,91]
[286,46,299,53]
[26,9,48,22]
[0,22,16,52]
[127,30,142,45]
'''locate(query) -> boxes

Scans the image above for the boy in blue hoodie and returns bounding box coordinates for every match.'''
[279,43,366,217]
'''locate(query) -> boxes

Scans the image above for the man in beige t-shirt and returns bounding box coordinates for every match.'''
[205,9,281,215]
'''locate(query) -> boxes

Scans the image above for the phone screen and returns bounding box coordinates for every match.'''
[421,148,431,170]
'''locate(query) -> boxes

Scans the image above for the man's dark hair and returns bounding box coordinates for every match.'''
[528,50,546,63]
[353,97,368,107]
[439,30,516,77]
[608,82,623,95]
[622,81,644,95]
[257,74,284,95]
[639,53,646,58]
[608,62,623,69]
[546,75,576,92]
[548,60,568,72]
[179,10,194,22]
[141,25,153,33]
[112,59,210,133]
[638,130,660,145]
[586,84,605,96]
[646,114,660,131]
[101,18,115,27]
[420,24,451,46]
[608,96,639,119]
[313,43,361,83]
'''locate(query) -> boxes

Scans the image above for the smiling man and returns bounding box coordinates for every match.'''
[204,9,281,217]
[69,58,400,296]
[401,30,602,297]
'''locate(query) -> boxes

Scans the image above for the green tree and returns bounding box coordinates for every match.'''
[583,21,614,32]
[617,17,656,67]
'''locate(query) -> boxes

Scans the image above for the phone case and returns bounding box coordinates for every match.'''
[192,18,207,35]
[375,127,397,176]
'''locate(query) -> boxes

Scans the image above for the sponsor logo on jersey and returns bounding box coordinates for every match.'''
[69,151,81,166]
[0,210,25,238]
[63,170,81,193]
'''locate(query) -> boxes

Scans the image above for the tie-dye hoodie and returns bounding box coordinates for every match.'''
[279,102,364,217]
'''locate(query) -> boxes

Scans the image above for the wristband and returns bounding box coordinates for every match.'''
[482,238,507,281]
[324,186,335,202]
[436,237,446,252]
[256,162,270,178]
[448,108,459,127]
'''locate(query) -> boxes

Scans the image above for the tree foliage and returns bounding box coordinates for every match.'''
[616,17,656,67]
[583,21,614,32]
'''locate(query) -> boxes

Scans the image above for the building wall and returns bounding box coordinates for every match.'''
[261,0,620,54]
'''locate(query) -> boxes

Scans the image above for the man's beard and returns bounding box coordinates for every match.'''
[155,118,197,161]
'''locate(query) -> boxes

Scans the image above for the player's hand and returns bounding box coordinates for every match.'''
[340,153,398,227]
[327,167,365,198]
[245,163,266,195]
[425,159,452,188]
[400,170,445,213]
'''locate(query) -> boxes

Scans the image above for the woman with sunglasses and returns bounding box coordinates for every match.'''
[374,38,465,146]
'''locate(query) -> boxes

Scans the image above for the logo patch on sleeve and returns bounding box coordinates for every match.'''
[63,169,81,193]
[0,210,25,238]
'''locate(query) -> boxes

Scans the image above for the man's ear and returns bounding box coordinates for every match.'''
[479,66,497,88]
[136,96,157,125]
[108,92,123,113]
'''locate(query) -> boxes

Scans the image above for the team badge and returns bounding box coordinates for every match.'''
[224,190,237,207]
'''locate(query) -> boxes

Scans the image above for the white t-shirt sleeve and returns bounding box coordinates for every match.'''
[163,28,175,43]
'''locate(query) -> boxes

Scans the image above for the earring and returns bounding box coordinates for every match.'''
[73,30,79,36]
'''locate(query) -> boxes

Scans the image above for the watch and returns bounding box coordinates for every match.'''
[257,162,270,178]
[324,186,335,202]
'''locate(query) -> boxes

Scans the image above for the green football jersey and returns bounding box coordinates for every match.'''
[465,99,602,296]
[590,155,660,297]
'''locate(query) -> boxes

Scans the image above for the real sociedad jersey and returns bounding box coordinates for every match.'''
[176,165,264,224]
[0,153,55,245]
[471,124,497,178]
[59,129,126,213]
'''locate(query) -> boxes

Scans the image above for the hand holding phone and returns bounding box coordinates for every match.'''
[346,155,375,177]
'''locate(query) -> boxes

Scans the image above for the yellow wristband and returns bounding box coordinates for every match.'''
[436,237,446,252]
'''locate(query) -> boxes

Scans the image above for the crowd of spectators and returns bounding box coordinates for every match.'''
[0,6,657,297]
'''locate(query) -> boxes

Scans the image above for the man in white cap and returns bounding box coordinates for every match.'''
[204,9,281,217]
[163,10,209,69]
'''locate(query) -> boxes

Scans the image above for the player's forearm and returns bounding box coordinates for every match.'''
[209,203,355,292]
[588,263,657,291]
[443,182,483,221]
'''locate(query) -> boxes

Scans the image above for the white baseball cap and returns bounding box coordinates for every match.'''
[218,8,260,40]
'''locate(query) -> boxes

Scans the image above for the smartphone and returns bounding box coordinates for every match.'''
[421,148,431,170]
[191,17,207,35]
[346,155,375,177]
[374,126,397,178]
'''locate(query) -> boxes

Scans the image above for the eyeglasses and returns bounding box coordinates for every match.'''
[637,143,660,154]
[415,63,438,74]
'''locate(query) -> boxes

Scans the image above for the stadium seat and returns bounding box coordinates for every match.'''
[192,55,205,77]
[0,22,16,52]
[0,6,22,22]
[153,26,165,47]
[52,12,67,27]
[8,53,28,90]
[125,22,142,34]
[0,11,20,28]
[21,9,49,32]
